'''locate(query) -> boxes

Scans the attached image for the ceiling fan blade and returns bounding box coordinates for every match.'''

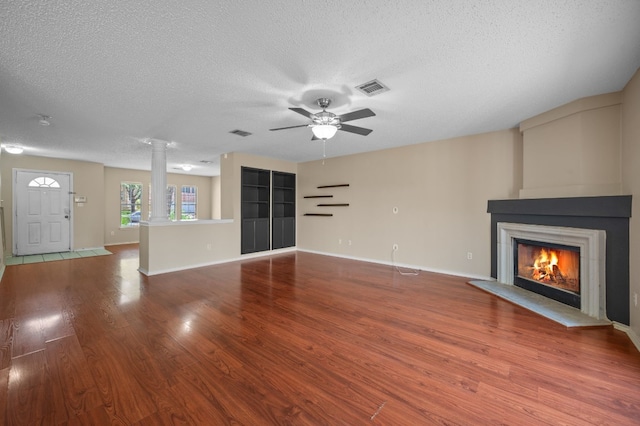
[289,107,313,118]
[338,108,375,123]
[269,124,310,131]
[339,123,373,136]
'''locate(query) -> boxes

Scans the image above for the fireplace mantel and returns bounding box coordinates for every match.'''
[487,195,631,325]
[497,222,606,319]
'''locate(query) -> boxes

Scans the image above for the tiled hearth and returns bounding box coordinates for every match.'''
[467,279,611,327]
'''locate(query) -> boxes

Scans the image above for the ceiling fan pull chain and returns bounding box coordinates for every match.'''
[323,139,326,165]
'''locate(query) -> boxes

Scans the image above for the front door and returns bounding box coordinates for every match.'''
[13,169,72,255]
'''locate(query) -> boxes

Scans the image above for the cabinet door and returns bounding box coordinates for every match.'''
[273,217,295,249]
[241,219,256,254]
[254,218,270,252]
[242,219,270,254]
[272,218,284,249]
[282,217,295,247]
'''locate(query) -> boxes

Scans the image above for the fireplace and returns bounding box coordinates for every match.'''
[514,239,581,309]
[496,222,605,319]
[488,195,632,325]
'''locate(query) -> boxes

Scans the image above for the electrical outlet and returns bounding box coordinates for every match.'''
[467,252,473,260]
[392,244,399,251]
[110,230,115,236]
[634,293,638,307]
[348,240,352,246]
[338,239,342,245]
[206,243,212,250]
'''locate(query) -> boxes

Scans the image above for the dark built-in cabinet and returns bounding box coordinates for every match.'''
[241,167,296,254]
[241,167,270,254]
[272,171,296,249]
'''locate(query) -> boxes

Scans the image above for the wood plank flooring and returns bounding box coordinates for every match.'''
[1,244,639,425]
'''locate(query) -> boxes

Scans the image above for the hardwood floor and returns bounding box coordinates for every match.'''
[1,244,639,425]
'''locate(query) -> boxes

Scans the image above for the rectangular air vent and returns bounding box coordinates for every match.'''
[229,129,252,137]
[355,79,389,96]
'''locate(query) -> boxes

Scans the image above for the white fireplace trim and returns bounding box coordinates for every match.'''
[497,222,606,320]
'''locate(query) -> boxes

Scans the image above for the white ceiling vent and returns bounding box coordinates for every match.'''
[355,79,389,96]
[229,129,252,137]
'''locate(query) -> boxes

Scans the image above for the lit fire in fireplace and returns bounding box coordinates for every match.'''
[517,242,580,294]
[532,249,563,282]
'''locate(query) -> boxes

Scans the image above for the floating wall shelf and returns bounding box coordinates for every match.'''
[317,184,349,189]
[304,183,349,217]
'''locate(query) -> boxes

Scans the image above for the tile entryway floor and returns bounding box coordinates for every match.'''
[5,248,112,265]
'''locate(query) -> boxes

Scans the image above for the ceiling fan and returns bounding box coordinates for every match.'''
[270,98,375,140]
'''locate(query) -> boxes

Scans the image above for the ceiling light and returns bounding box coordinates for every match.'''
[4,145,24,154]
[311,124,338,140]
[180,164,193,171]
[38,114,51,126]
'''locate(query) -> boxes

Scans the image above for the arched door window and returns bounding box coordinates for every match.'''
[28,177,61,188]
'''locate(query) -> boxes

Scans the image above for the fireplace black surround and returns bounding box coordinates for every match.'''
[488,195,632,325]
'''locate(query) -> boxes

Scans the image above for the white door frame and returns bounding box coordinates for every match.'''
[12,168,74,255]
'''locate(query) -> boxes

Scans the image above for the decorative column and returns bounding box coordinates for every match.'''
[149,138,169,221]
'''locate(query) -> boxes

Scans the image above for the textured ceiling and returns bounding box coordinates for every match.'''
[1,1,639,176]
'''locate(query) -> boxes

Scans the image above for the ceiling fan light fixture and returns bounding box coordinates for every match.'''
[311,124,338,140]
[4,144,24,154]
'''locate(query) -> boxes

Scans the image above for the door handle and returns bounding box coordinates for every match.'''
[65,215,69,219]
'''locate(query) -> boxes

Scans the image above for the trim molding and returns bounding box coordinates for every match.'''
[614,323,640,353]
[519,92,622,132]
[296,248,493,281]
[138,246,296,276]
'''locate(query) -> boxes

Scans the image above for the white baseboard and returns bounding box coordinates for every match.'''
[139,247,297,276]
[614,322,640,353]
[296,248,493,281]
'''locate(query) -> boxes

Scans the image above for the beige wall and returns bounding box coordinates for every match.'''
[519,93,623,198]
[297,129,522,278]
[139,152,297,275]
[0,154,105,251]
[140,220,236,274]
[622,68,640,340]
[103,166,214,245]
